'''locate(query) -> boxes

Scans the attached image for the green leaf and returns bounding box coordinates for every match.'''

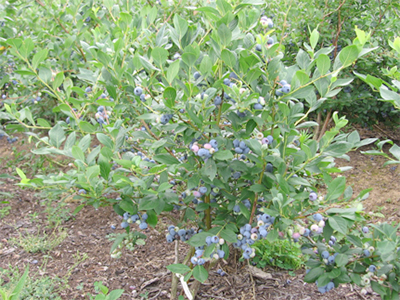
[187,231,212,247]
[152,47,168,67]
[167,60,180,84]
[173,14,188,40]
[38,67,52,83]
[154,153,180,165]
[316,54,330,75]
[310,29,319,49]
[77,68,97,84]
[304,267,324,283]
[203,158,217,181]
[325,176,346,201]
[49,123,65,148]
[96,133,114,149]
[163,87,176,108]
[339,45,359,67]
[328,216,348,235]
[380,87,400,109]
[217,23,232,47]
[193,265,208,283]
[220,228,237,243]
[389,144,400,160]
[213,150,233,161]
[221,49,237,68]
[200,55,212,76]
[107,289,124,300]
[32,48,48,70]
[71,145,85,162]
[334,253,348,267]
[10,265,29,300]
[166,264,191,274]
[53,71,65,89]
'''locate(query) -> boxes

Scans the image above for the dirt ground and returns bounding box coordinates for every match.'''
[0,126,399,300]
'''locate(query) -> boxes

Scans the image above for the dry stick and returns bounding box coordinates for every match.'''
[170,240,179,300]
[313,111,322,140]
[371,0,392,38]
[317,110,332,141]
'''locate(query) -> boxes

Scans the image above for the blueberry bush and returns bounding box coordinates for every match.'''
[263,0,400,128]
[1,0,400,299]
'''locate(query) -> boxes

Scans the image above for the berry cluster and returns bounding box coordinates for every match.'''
[121,212,148,230]
[166,225,197,243]
[160,113,173,125]
[275,80,291,96]
[190,235,226,266]
[95,105,111,126]
[233,214,275,259]
[233,139,250,154]
[191,139,219,160]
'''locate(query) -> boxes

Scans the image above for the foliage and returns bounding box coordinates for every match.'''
[264,0,400,127]
[0,266,29,300]
[0,265,64,300]
[10,226,67,253]
[251,238,306,270]
[87,282,124,300]
[0,0,399,299]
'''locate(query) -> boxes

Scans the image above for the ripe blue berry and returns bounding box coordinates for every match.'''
[282,84,291,93]
[362,226,369,234]
[363,249,371,257]
[369,265,376,272]
[139,222,148,230]
[214,96,222,105]
[255,44,262,52]
[309,192,318,201]
[194,71,201,80]
[313,213,323,222]
[253,103,263,110]
[321,250,329,259]
[134,87,143,96]
[211,236,219,243]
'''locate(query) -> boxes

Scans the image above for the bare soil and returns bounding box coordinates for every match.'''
[1,127,399,300]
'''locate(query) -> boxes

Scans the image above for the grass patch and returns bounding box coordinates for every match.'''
[10,226,67,253]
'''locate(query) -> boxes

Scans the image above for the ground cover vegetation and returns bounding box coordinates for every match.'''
[0,0,400,299]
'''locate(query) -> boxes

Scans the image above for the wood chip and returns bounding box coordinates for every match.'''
[246,265,273,280]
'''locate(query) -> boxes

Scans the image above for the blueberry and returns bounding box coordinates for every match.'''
[194,71,201,80]
[121,221,129,228]
[363,249,370,257]
[199,186,208,195]
[253,103,263,110]
[280,80,288,85]
[209,139,218,148]
[140,94,146,102]
[166,234,174,243]
[255,44,262,52]
[312,213,323,222]
[328,255,335,264]
[369,265,376,272]
[85,87,92,93]
[223,78,231,86]
[309,192,318,201]
[275,88,283,96]
[134,87,143,96]
[282,84,291,93]
[266,135,273,144]
[218,250,225,258]
[233,205,240,213]
[142,213,148,221]
[321,250,329,259]
[211,236,219,243]
[214,96,222,105]
[266,163,273,173]
[139,222,148,230]
[362,226,369,234]
[235,147,243,154]
[267,38,274,45]
[326,282,334,291]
